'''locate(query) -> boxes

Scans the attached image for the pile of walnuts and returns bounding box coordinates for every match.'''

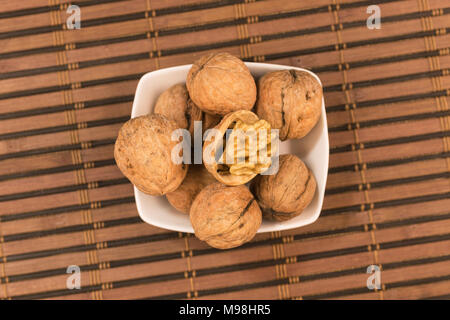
[114,52,322,250]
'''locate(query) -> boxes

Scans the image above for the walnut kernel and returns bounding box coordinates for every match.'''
[203,110,278,186]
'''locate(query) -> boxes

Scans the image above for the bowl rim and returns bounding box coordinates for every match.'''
[132,62,329,233]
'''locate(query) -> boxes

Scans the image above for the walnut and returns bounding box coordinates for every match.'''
[256,70,322,140]
[203,110,278,186]
[166,165,216,214]
[186,52,257,116]
[251,154,316,221]
[154,83,221,136]
[114,114,188,196]
[190,183,262,249]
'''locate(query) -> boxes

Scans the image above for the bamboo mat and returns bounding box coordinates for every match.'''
[0,0,449,300]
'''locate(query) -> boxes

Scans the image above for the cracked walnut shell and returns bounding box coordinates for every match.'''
[166,165,217,214]
[154,83,221,136]
[203,110,278,186]
[114,114,188,196]
[256,69,323,140]
[190,183,262,249]
[186,52,257,115]
[251,154,316,221]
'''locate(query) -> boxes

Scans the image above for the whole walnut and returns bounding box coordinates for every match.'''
[186,52,257,116]
[251,154,316,221]
[154,83,221,136]
[114,114,188,196]
[256,70,322,140]
[190,183,262,249]
[166,165,216,214]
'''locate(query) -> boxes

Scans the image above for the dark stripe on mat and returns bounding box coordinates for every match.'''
[330,131,450,154]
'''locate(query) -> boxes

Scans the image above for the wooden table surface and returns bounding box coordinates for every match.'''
[0,0,449,299]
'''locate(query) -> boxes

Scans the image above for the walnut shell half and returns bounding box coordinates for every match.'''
[203,110,278,186]
[154,83,221,136]
[114,114,188,196]
[166,165,216,214]
[251,154,316,221]
[190,183,262,249]
[256,70,322,140]
[186,52,257,115]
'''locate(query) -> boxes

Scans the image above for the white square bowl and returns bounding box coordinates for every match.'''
[131,62,329,233]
